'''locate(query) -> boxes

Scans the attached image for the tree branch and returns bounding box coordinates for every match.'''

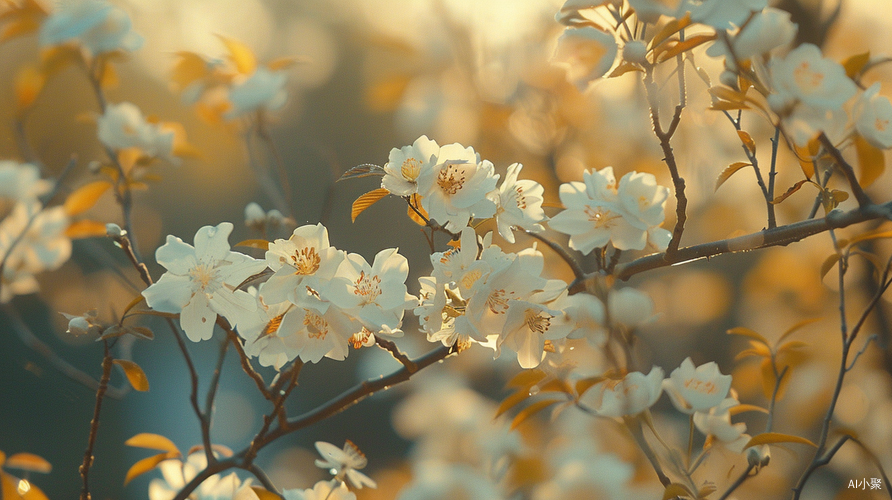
[79,341,113,500]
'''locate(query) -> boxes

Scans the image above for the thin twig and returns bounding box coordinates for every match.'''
[375,337,418,372]
[79,341,113,500]
[256,112,293,214]
[201,337,230,464]
[718,464,756,500]
[222,324,273,400]
[818,133,872,208]
[245,464,283,499]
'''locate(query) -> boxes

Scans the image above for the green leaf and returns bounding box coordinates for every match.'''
[715,161,752,192]
[744,432,816,449]
[337,163,385,182]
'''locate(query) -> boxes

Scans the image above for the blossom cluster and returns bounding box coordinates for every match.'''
[381,136,547,241]
[141,222,415,367]
[0,161,70,303]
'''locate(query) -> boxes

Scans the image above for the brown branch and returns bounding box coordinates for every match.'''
[79,341,113,500]
[580,201,892,288]
[222,323,273,400]
[375,336,418,372]
[818,133,872,208]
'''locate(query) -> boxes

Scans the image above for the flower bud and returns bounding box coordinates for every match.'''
[244,202,266,227]
[747,444,770,469]
[622,41,647,65]
[106,223,123,238]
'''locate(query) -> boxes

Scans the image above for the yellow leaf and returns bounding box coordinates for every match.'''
[496,390,532,418]
[794,140,820,179]
[506,368,548,388]
[847,229,892,247]
[510,399,561,430]
[708,86,747,104]
[0,450,5,467]
[123,452,177,485]
[842,51,870,79]
[1,16,40,42]
[761,357,791,400]
[1,472,18,500]
[854,134,885,188]
[778,318,821,344]
[777,340,809,353]
[770,179,809,205]
[5,453,51,474]
[216,34,256,75]
[14,65,44,112]
[714,161,752,192]
[737,130,756,155]
[64,181,112,216]
[407,193,428,226]
[538,378,573,394]
[234,239,270,250]
[820,254,840,280]
[267,56,307,71]
[726,327,769,346]
[728,404,769,416]
[709,100,749,111]
[607,62,643,78]
[656,34,716,62]
[252,487,282,500]
[744,432,816,449]
[365,74,412,112]
[65,220,108,239]
[125,433,180,454]
[575,375,607,396]
[171,51,210,90]
[662,482,693,500]
[114,359,150,392]
[735,348,769,361]
[118,148,142,173]
[648,14,691,51]
[351,188,389,223]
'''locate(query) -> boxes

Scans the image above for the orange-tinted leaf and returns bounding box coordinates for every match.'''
[114,359,149,392]
[656,34,716,62]
[795,140,820,179]
[252,487,282,500]
[744,432,816,449]
[337,163,385,182]
[65,220,108,239]
[842,51,870,80]
[17,479,49,500]
[735,348,769,361]
[15,65,45,111]
[821,189,848,212]
[715,161,752,192]
[854,134,885,188]
[761,357,791,400]
[407,194,428,226]
[737,130,756,155]
[778,318,821,343]
[0,450,5,467]
[538,378,573,394]
[234,239,270,251]
[727,327,769,346]
[266,57,302,71]
[708,86,747,104]
[777,340,809,353]
[698,483,718,499]
[365,74,412,112]
[575,375,607,396]
[510,399,561,430]
[216,34,256,74]
[171,51,209,90]
[848,228,892,247]
[507,368,548,388]
[125,433,180,454]
[496,390,532,418]
[648,14,691,51]
[122,294,146,318]
[128,326,154,341]
[728,404,769,416]
[124,452,177,485]
[662,482,693,500]
[5,453,51,473]
[1,16,40,42]
[352,188,389,222]
[770,179,809,204]
[64,181,112,216]
[820,253,840,280]
[607,62,642,78]
[0,472,18,500]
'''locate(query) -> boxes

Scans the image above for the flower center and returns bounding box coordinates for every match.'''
[436,164,467,195]
[353,271,382,304]
[460,269,483,290]
[524,308,553,334]
[515,186,527,209]
[794,61,824,92]
[876,117,889,133]
[584,205,621,228]
[486,288,512,314]
[189,263,218,291]
[290,247,321,275]
[303,310,329,339]
[401,157,422,181]
[683,378,718,395]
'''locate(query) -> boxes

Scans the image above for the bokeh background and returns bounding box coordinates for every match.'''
[2,0,892,498]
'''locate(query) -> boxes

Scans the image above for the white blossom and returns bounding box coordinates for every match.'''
[40,0,143,55]
[693,397,749,451]
[552,27,617,90]
[141,222,266,342]
[662,357,732,414]
[284,481,355,500]
[97,102,175,161]
[314,441,377,489]
[261,223,345,308]
[706,8,797,66]
[0,161,51,204]
[854,83,892,149]
[225,67,288,119]
[578,367,664,417]
[382,135,439,196]
[767,43,857,113]
[149,454,256,500]
[492,163,546,243]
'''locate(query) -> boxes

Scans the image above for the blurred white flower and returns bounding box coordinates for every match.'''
[579,366,664,417]
[141,222,266,342]
[552,27,617,90]
[284,481,355,500]
[500,300,571,368]
[60,309,102,337]
[149,453,256,500]
[382,135,439,196]
[314,441,377,489]
[854,83,892,149]
[40,0,143,56]
[693,397,749,452]
[662,357,732,414]
[533,447,633,500]
[397,461,503,500]
[97,102,175,161]
[327,248,416,332]
[0,202,70,275]
[492,163,546,243]
[607,287,655,329]
[686,0,767,29]
[0,161,51,204]
[706,8,797,66]
[416,143,499,232]
[557,292,606,345]
[225,67,288,119]
[244,202,266,227]
[768,44,856,112]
